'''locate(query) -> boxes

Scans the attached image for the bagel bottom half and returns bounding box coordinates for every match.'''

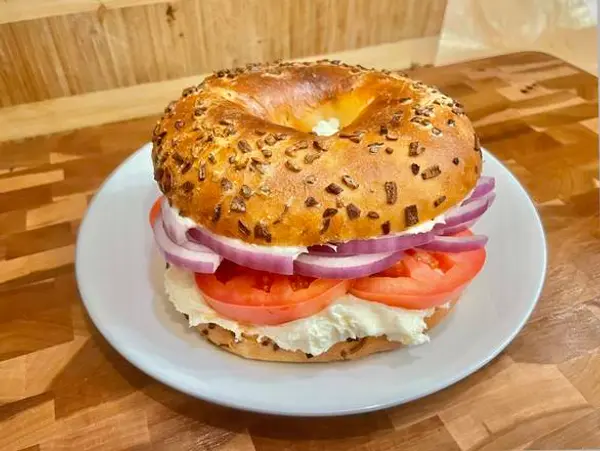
[192,298,458,363]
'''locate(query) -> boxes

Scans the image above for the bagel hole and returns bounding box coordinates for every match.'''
[268,94,375,136]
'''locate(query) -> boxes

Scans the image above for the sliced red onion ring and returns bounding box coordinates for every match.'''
[443,196,490,228]
[440,220,476,236]
[161,197,195,245]
[153,218,222,273]
[435,190,495,235]
[464,188,496,206]
[418,234,488,253]
[463,176,495,203]
[187,227,306,275]
[294,252,404,279]
[325,231,435,256]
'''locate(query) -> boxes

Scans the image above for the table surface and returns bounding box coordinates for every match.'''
[0,51,598,451]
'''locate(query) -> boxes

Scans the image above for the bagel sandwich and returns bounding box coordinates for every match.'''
[148,59,495,362]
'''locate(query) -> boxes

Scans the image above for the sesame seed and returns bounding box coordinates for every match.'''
[411,163,420,175]
[254,223,272,243]
[390,112,403,125]
[237,139,252,153]
[240,185,252,199]
[265,134,277,145]
[381,221,391,235]
[405,205,419,226]
[230,196,246,213]
[320,218,331,234]
[285,160,302,172]
[341,175,359,190]
[408,141,425,156]
[313,140,328,151]
[346,203,361,219]
[180,161,192,174]
[304,175,316,185]
[452,157,460,165]
[367,211,380,219]
[304,153,321,164]
[238,220,251,236]
[323,208,338,218]
[434,196,447,207]
[384,181,398,204]
[325,183,343,195]
[305,196,319,207]
[212,204,222,222]
[368,142,384,154]
[421,165,442,180]
[234,157,249,170]
[220,178,233,191]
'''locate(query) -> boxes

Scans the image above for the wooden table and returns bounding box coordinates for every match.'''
[0,52,598,450]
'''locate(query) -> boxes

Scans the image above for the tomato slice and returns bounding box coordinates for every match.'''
[149,196,163,227]
[195,260,352,325]
[350,230,486,309]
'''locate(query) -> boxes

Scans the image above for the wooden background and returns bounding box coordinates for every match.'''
[0,0,447,106]
[0,51,598,450]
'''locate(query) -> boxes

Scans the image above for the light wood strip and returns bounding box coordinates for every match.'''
[0,0,169,25]
[0,38,438,142]
[0,245,75,285]
[0,394,56,451]
[0,169,64,194]
[25,196,88,230]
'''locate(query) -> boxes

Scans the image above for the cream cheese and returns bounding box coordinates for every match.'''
[164,266,435,356]
[312,118,340,136]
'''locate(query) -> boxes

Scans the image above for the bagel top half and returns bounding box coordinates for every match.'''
[151,60,482,246]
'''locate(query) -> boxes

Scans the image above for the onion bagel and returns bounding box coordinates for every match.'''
[151,60,482,246]
[193,299,456,363]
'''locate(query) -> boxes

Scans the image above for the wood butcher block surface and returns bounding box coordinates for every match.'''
[0,51,598,450]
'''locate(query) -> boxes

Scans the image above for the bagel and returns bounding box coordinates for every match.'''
[152,60,491,364]
[193,299,456,362]
[151,59,482,246]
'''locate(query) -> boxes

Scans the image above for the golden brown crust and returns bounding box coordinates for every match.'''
[151,60,482,246]
[194,299,457,363]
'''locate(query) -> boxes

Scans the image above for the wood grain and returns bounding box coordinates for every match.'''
[0,0,447,106]
[0,51,598,449]
[0,38,439,142]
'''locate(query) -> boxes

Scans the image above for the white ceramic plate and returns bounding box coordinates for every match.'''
[76,143,547,416]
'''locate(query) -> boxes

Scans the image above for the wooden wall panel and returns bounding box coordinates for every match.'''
[0,0,448,107]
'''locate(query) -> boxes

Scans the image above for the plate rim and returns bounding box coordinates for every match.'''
[75,143,548,417]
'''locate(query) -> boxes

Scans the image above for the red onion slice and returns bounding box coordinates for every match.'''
[464,189,496,206]
[153,218,222,273]
[326,231,435,255]
[187,227,306,275]
[463,176,495,204]
[443,196,490,228]
[418,234,488,253]
[294,252,404,279]
[440,220,476,236]
[161,197,194,245]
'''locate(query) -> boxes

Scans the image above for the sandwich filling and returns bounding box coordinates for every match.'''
[164,265,439,356]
